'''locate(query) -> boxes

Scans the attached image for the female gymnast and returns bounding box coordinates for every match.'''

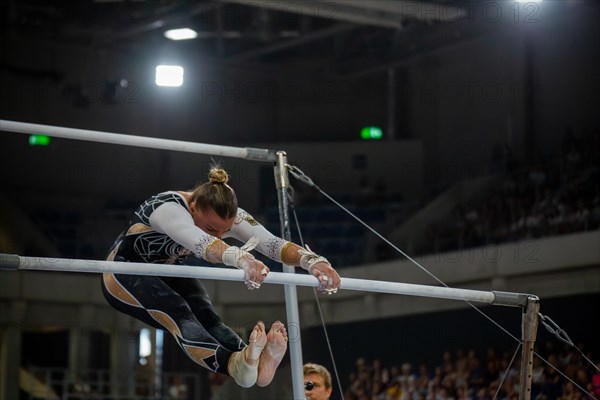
[101,167,340,388]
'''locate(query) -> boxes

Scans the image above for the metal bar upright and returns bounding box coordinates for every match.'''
[519,295,539,400]
[273,151,305,399]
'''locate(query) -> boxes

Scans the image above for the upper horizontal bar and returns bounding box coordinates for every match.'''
[0,254,528,307]
[0,119,277,162]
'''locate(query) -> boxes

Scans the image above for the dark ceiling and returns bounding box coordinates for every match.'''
[0,0,529,79]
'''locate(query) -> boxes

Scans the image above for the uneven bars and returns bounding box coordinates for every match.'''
[0,254,528,307]
[0,119,276,162]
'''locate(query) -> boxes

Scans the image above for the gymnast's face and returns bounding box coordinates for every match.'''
[191,204,235,238]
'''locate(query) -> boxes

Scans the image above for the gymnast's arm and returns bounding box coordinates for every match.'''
[148,202,269,287]
[227,209,341,293]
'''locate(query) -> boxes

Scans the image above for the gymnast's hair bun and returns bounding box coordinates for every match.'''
[208,168,229,184]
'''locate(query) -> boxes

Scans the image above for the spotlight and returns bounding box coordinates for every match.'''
[164,28,198,41]
[155,65,184,87]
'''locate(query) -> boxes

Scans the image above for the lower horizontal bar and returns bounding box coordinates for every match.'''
[0,254,528,306]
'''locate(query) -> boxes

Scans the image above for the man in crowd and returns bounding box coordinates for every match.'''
[304,363,333,400]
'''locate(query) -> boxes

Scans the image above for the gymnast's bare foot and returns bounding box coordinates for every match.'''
[227,322,265,388]
[246,321,267,366]
[257,321,288,387]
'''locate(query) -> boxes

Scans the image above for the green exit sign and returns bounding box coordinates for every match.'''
[360,126,383,140]
[29,134,51,146]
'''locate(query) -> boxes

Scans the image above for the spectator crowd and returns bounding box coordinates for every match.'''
[344,340,599,400]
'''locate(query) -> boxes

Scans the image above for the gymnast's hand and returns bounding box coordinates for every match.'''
[310,261,341,295]
[298,245,341,295]
[238,255,270,290]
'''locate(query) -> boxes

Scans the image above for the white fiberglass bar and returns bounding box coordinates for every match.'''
[0,254,528,306]
[0,119,275,162]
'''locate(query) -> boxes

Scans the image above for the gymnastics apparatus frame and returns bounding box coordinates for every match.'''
[0,119,539,400]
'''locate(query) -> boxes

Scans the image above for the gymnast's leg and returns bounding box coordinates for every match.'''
[160,276,246,352]
[101,272,264,387]
[160,277,287,386]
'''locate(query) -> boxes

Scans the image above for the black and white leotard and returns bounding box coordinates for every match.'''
[107,190,289,264]
[102,191,290,375]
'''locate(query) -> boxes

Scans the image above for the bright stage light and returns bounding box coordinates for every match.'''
[164,28,198,41]
[155,65,184,87]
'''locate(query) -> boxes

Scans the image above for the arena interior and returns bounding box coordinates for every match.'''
[1,1,599,399]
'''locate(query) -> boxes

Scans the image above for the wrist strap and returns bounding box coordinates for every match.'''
[298,245,329,273]
[222,236,260,268]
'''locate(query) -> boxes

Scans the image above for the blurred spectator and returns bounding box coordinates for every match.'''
[416,147,599,256]
[343,340,595,400]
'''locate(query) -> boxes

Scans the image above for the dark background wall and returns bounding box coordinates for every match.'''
[2,2,598,197]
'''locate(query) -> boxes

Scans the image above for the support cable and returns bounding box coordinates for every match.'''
[286,163,598,400]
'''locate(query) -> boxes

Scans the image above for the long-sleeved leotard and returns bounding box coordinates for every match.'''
[107,191,290,264]
[102,191,290,375]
